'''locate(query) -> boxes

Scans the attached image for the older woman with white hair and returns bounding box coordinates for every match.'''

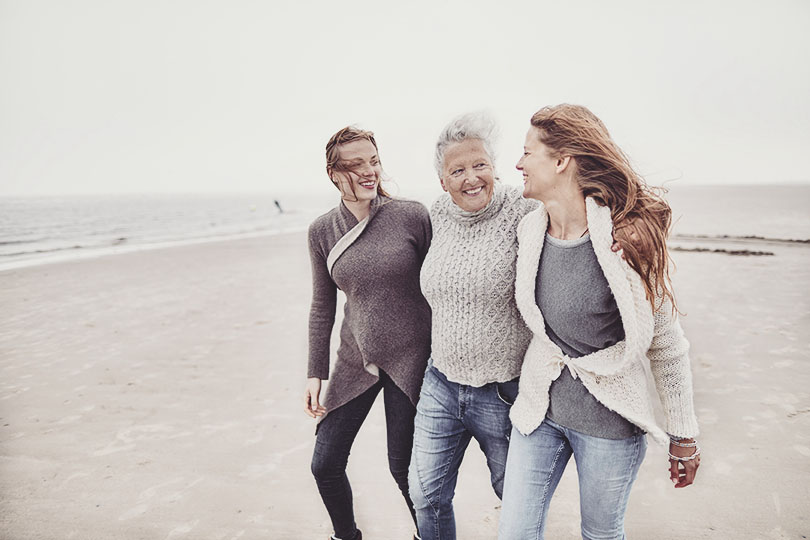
[407,113,537,540]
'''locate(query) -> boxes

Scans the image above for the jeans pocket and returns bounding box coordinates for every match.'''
[496,378,520,406]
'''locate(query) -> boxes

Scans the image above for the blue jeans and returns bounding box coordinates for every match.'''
[408,363,518,540]
[498,419,647,540]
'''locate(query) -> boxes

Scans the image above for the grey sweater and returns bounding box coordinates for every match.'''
[307,196,432,414]
[537,233,639,439]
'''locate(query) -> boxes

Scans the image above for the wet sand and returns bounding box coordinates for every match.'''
[1,232,808,539]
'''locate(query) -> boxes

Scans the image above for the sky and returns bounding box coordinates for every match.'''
[1,0,808,197]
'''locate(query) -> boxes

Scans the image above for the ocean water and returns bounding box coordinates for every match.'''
[664,184,810,240]
[1,184,807,271]
[0,192,334,271]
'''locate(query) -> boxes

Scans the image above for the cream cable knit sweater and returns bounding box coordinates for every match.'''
[420,184,536,386]
[509,198,699,445]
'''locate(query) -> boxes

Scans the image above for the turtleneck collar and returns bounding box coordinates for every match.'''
[445,182,506,225]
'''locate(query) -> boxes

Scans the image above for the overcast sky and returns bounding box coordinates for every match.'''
[1,0,808,197]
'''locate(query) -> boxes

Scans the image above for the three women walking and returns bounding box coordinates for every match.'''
[305,107,700,540]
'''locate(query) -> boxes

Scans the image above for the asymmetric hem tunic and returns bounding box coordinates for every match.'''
[307,195,432,416]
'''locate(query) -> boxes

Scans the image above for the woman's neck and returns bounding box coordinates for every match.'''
[543,187,588,240]
[342,197,371,221]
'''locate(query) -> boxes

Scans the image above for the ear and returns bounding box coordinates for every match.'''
[556,156,571,174]
[439,176,448,192]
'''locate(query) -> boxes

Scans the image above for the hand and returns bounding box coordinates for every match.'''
[668,439,700,488]
[304,377,327,418]
[611,218,641,259]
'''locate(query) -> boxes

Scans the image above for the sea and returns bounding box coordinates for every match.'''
[1,184,808,272]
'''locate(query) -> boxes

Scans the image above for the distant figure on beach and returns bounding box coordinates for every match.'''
[408,112,537,540]
[274,199,283,213]
[305,126,431,540]
[498,104,701,540]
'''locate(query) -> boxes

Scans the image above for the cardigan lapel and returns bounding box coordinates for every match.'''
[514,204,566,359]
[585,198,655,365]
[515,197,655,377]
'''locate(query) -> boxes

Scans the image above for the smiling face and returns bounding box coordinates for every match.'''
[440,138,495,212]
[516,127,566,202]
[329,138,382,203]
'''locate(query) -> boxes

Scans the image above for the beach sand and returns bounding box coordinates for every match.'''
[1,232,809,539]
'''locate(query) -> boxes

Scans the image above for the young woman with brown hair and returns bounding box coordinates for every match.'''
[305,126,431,540]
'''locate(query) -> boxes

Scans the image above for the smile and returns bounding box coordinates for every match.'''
[463,186,483,196]
[359,181,376,189]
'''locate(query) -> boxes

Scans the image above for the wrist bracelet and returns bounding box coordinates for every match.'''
[670,439,697,448]
[669,445,701,462]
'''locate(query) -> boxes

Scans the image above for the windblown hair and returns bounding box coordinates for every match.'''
[325,126,390,199]
[530,104,676,312]
[434,112,499,176]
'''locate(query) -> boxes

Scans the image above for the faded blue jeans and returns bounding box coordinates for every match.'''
[498,418,647,540]
[408,363,519,540]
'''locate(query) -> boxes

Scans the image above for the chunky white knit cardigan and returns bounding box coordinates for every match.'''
[509,198,699,445]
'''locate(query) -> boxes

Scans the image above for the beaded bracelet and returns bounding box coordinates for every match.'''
[670,439,697,448]
[668,445,701,462]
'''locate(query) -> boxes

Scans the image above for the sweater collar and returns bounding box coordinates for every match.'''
[445,183,506,225]
[338,194,388,229]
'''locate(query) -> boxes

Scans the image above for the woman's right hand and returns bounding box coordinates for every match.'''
[304,377,327,418]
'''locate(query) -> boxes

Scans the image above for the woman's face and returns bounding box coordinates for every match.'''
[330,139,382,203]
[517,127,562,201]
[440,139,495,212]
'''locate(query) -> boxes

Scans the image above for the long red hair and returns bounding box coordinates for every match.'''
[531,104,676,312]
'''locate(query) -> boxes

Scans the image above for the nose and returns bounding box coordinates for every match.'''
[359,164,375,177]
[516,156,524,170]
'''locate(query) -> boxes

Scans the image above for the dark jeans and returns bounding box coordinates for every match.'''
[311,369,418,539]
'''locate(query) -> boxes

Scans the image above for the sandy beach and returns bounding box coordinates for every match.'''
[1,231,809,540]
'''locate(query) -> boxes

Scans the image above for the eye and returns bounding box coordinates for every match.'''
[473,162,487,169]
[451,168,464,176]
[371,159,380,166]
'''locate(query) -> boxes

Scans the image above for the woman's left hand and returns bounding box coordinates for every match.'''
[668,439,700,488]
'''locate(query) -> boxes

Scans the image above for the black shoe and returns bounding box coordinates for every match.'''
[329,531,361,540]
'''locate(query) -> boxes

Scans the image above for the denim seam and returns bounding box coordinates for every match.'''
[412,372,467,538]
[495,383,514,406]
[611,435,643,539]
[414,428,466,537]
[535,437,567,540]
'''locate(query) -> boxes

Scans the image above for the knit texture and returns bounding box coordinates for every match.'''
[509,198,699,445]
[420,184,537,386]
[308,196,432,416]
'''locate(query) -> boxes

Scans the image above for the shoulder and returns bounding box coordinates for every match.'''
[501,184,539,215]
[382,197,430,221]
[517,203,547,242]
[308,206,340,241]
[428,192,452,218]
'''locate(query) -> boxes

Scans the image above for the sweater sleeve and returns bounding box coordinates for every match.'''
[647,297,700,438]
[416,203,432,262]
[307,223,337,380]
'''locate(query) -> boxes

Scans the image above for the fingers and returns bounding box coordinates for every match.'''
[303,392,316,418]
[669,459,680,485]
[669,457,700,488]
[303,390,326,418]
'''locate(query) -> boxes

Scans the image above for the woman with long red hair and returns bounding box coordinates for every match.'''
[499,104,701,539]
